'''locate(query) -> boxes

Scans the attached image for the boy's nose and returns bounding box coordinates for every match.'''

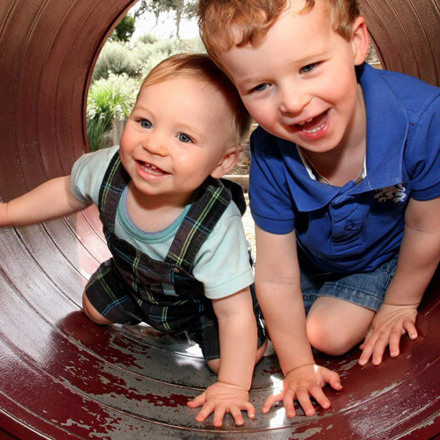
[279,86,310,115]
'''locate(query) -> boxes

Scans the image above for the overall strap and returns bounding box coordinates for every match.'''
[98,151,130,234]
[165,177,233,274]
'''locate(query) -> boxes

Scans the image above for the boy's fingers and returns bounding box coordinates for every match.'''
[404,321,418,340]
[359,338,375,365]
[371,335,390,365]
[389,326,404,357]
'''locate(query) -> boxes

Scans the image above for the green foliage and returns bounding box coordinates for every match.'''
[111,15,136,42]
[135,36,205,78]
[92,41,140,81]
[87,74,139,151]
[137,32,159,45]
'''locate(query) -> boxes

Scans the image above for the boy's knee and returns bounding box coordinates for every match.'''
[306,316,355,356]
[82,292,112,325]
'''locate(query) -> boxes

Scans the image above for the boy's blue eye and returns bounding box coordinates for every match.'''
[178,133,192,143]
[140,119,152,129]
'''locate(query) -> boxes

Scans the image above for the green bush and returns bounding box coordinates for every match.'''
[92,41,140,81]
[136,32,159,45]
[87,73,139,151]
[135,36,205,78]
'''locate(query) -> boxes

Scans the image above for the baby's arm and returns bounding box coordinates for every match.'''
[0,176,89,227]
[187,286,258,427]
[359,196,440,365]
[255,227,341,417]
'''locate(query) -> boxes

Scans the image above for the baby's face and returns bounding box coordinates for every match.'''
[219,0,368,155]
[119,76,236,205]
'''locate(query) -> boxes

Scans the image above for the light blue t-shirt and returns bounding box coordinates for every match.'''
[71,146,253,299]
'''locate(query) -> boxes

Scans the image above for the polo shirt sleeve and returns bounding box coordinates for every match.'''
[193,203,254,300]
[249,128,296,234]
[70,145,120,205]
[406,92,440,201]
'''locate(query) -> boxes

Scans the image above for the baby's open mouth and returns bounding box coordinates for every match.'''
[138,161,168,176]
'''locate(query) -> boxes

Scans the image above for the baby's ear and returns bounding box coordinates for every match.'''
[351,16,370,66]
[210,145,243,179]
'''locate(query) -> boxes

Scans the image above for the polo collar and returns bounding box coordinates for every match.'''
[280,63,409,211]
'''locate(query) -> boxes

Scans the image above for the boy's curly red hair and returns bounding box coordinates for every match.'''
[197,0,360,69]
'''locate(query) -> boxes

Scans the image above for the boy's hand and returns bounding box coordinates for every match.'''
[359,303,419,366]
[0,202,6,227]
[262,364,342,417]
[187,381,255,427]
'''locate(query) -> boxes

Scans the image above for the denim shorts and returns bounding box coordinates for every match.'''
[299,250,399,314]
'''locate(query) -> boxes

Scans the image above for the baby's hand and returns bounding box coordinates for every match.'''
[262,364,342,418]
[359,303,419,366]
[187,381,254,427]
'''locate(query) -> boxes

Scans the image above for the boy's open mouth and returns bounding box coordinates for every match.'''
[296,111,328,134]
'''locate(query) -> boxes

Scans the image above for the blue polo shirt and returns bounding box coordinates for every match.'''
[249,63,440,273]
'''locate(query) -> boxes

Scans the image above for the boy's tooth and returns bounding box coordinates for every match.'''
[298,118,313,126]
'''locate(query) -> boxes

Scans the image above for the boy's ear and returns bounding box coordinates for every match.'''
[351,16,370,66]
[210,146,243,179]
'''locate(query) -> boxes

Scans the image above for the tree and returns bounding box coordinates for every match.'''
[133,0,196,39]
[111,15,136,42]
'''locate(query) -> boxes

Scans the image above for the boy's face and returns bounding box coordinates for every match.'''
[119,77,237,203]
[218,0,368,154]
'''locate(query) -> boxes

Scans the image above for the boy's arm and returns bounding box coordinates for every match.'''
[359,196,440,365]
[255,227,341,417]
[0,176,89,227]
[187,287,258,427]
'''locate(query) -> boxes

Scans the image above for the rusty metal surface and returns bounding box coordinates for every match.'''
[360,0,440,87]
[1,0,440,438]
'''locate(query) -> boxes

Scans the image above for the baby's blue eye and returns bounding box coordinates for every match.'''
[140,119,152,129]
[301,63,316,73]
[178,133,192,143]
[253,83,270,92]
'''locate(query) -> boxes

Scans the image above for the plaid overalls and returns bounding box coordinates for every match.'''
[85,152,265,360]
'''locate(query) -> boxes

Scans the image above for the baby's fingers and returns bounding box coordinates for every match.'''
[194,401,216,423]
[293,387,315,417]
[212,404,227,427]
[262,391,283,414]
[229,402,255,426]
[322,369,343,391]
[187,392,206,409]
